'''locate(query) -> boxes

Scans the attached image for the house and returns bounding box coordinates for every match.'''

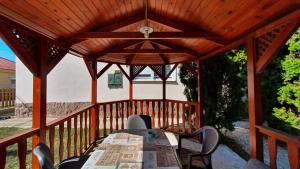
[15,54,185,117]
[0,56,15,89]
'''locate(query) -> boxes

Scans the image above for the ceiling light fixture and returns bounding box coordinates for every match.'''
[139,0,153,38]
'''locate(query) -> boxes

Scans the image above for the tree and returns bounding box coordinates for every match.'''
[179,47,247,130]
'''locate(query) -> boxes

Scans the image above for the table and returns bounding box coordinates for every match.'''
[82,129,182,169]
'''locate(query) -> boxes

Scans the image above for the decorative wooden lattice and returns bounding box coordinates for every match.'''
[47,44,67,63]
[149,65,164,79]
[256,24,287,59]
[132,65,146,78]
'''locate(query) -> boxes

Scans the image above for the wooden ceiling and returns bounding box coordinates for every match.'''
[1,0,300,65]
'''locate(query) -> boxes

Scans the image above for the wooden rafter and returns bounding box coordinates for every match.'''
[96,49,188,54]
[166,64,178,79]
[71,32,225,41]
[116,64,130,80]
[83,57,94,78]
[151,40,202,57]
[61,12,144,46]
[148,12,227,46]
[256,23,299,73]
[126,42,144,64]
[95,40,144,59]
[97,63,112,79]
[150,42,168,64]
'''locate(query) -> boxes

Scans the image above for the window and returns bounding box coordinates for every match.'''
[108,70,123,88]
[135,65,177,81]
[10,78,15,88]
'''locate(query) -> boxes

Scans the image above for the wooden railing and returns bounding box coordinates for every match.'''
[0,88,15,108]
[45,105,94,164]
[256,125,300,169]
[0,128,40,169]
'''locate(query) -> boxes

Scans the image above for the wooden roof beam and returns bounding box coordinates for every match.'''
[72,32,225,42]
[151,40,202,58]
[150,42,169,64]
[96,49,188,54]
[148,12,227,46]
[61,12,144,46]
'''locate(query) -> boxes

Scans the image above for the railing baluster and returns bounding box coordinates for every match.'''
[151,101,155,128]
[116,103,119,130]
[84,111,87,150]
[67,119,71,158]
[288,143,299,169]
[79,113,83,154]
[127,101,130,118]
[49,126,55,161]
[171,101,174,129]
[18,140,27,169]
[0,147,6,169]
[268,137,277,169]
[166,101,169,127]
[182,103,185,132]
[74,115,78,156]
[110,103,113,133]
[188,104,192,133]
[103,104,107,136]
[121,102,124,130]
[176,102,180,131]
[146,101,149,115]
[59,123,64,161]
[88,110,91,145]
[158,101,161,128]
[139,101,143,115]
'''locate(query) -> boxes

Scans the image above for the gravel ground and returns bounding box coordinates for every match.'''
[223,121,290,169]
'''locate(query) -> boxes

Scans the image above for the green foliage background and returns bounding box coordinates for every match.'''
[179,28,300,135]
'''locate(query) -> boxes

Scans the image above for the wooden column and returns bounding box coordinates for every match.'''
[32,41,48,169]
[129,66,133,114]
[90,60,98,142]
[162,66,166,128]
[247,37,264,161]
[196,61,202,129]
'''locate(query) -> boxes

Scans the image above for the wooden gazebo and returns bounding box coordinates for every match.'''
[0,1,299,169]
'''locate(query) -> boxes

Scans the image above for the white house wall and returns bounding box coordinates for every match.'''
[16,54,186,103]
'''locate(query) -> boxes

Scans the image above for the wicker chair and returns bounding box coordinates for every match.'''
[178,126,220,169]
[127,115,152,129]
[33,143,89,169]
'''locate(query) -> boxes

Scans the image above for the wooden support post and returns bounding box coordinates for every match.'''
[247,37,264,161]
[90,60,98,142]
[196,61,202,129]
[162,66,166,128]
[32,40,48,169]
[129,66,133,114]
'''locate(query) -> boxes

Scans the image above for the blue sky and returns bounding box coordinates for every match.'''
[0,38,16,62]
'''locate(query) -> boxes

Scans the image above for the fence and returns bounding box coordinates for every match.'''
[0,88,15,108]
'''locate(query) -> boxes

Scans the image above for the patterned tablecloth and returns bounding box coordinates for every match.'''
[82,129,181,169]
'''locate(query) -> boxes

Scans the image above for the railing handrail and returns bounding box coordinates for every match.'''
[97,100,129,105]
[46,104,95,127]
[0,128,39,147]
[256,125,300,146]
[166,99,197,106]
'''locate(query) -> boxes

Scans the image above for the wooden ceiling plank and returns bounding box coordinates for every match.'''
[200,7,300,62]
[97,49,188,54]
[61,12,144,46]
[148,12,228,45]
[126,42,144,64]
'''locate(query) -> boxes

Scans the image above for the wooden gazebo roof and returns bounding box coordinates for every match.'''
[0,0,300,65]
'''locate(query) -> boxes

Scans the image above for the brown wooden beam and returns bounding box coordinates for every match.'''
[116,64,130,80]
[90,60,98,142]
[97,63,113,79]
[151,40,202,57]
[166,64,178,79]
[73,32,225,42]
[150,42,169,64]
[97,49,188,55]
[94,40,144,59]
[162,66,166,128]
[196,61,202,129]
[61,13,144,46]
[148,12,227,46]
[83,57,94,78]
[247,37,264,161]
[256,23,299,73]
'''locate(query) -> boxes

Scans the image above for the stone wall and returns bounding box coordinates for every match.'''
[15,102,91,117]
